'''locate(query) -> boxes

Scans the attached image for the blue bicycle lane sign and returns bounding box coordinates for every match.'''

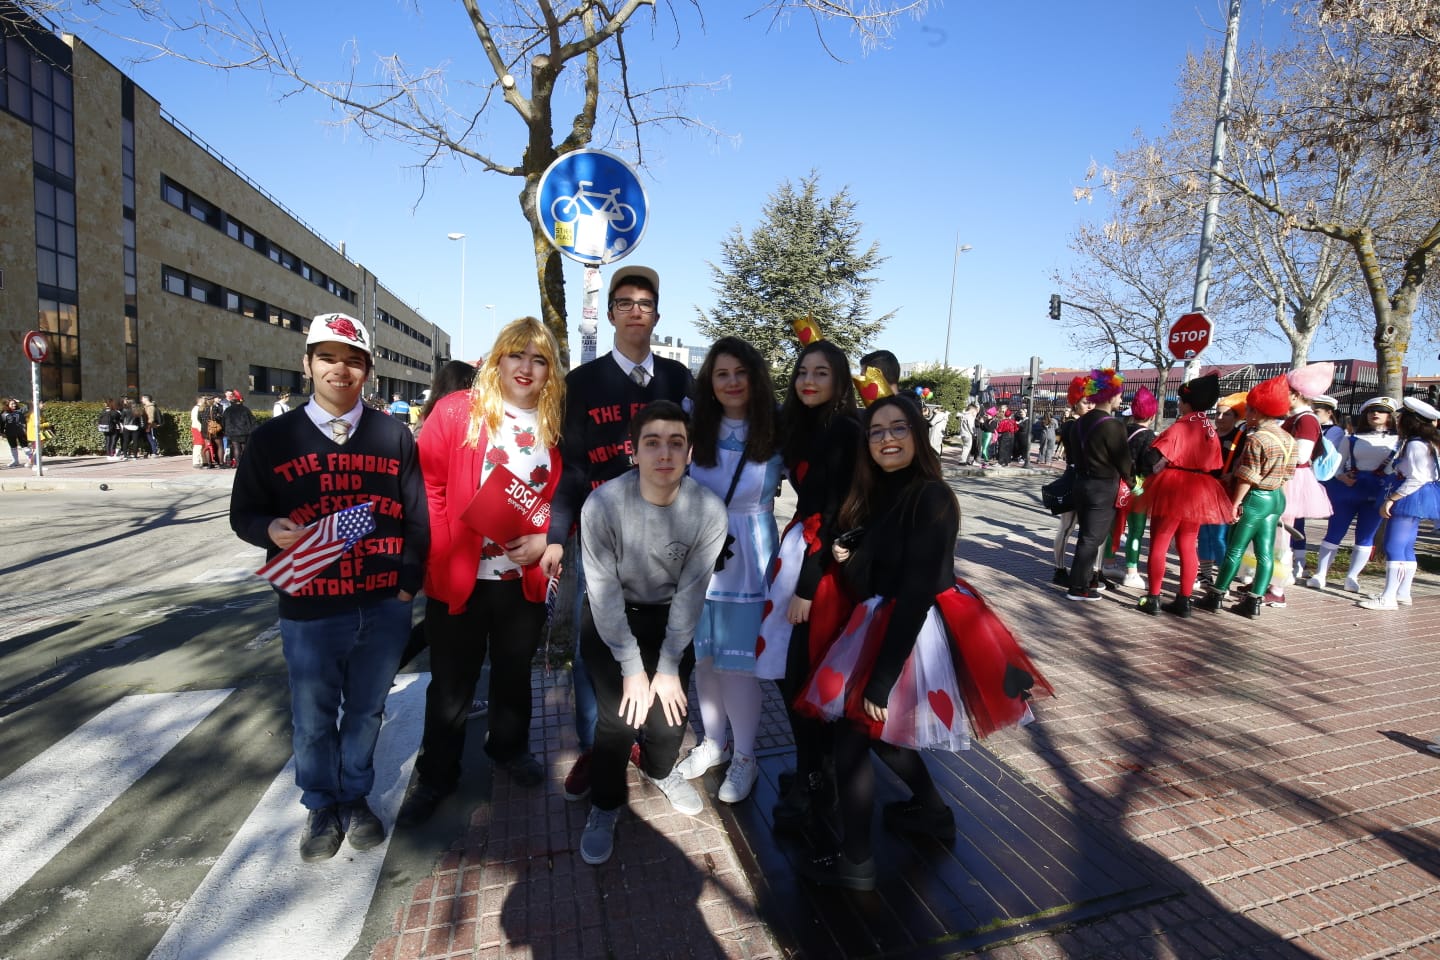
[535,149,649,266]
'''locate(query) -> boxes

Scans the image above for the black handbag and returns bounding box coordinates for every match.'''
[1041,465,1077,515]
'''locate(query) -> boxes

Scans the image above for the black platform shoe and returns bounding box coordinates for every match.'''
[1136,595,1160,616]
[1230,594,1262,619]
[1196,590,1224,613]
[1162,595,1194,618]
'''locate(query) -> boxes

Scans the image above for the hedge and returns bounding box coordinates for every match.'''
[21,402,272,457]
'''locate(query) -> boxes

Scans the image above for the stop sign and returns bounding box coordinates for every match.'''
[1168,311,1213,360]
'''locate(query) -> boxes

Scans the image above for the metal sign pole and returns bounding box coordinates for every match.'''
[29,357,43,477]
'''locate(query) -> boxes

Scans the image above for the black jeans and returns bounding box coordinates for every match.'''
[414,579,545,790]
[581,599,695,812]
[1068,472,1119,592]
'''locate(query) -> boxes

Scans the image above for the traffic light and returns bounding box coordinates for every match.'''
[1048,295,1061,321]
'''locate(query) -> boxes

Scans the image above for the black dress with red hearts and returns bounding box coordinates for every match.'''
[798,466,1054,750]
[755,412,861,681]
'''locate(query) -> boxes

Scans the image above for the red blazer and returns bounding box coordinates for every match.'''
[417,391,560,613]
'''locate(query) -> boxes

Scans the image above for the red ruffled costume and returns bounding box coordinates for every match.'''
[1136,413,1231,523]
[796,578,1055,750]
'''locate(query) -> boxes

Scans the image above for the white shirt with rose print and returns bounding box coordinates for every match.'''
[475,403,553,581]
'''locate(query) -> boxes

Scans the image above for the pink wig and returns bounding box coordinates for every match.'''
[1130,387,1158,420]
[1285,362,1334,400]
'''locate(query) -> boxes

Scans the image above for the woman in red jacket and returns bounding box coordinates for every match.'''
[399,316,565,826]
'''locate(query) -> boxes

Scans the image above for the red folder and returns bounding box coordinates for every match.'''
[460,464,553,544]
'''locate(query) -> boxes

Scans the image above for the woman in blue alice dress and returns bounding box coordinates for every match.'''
[1359,397,1440,611]
[676,338,785,804]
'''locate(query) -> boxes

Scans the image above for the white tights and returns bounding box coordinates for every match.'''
[693,660,764,759]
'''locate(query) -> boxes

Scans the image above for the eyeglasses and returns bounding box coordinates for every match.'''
[867,423,910,444]
[611,298,656,314]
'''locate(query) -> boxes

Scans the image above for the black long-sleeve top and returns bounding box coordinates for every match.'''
[1073,409,1133,479]
[785,412,862,601]
[840,466,960,707]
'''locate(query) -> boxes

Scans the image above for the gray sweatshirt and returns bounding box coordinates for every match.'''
[580,471,729,677]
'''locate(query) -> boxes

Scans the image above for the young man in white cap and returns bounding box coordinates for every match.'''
[541,267,695,804]
[230,312,429,862]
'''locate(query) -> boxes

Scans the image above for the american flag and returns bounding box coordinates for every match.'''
[255,502,376,595]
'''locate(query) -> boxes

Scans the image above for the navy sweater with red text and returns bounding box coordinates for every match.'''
[230,406,429,620]
[546,354,694,545]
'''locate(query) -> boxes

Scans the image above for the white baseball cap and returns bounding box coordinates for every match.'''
[306,313,372,356]
[607,266,660,304]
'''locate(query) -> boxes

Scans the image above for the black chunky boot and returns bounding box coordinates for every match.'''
[1162,594,1194,618]
[1196,590,1224,613]
[1136,595,1160,616]
[1231,594,1262,619]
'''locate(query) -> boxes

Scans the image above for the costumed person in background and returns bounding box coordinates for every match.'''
[1133,374,1230,617]
[1113,388,1160,590]
[1267,362,1336,607]
[957,403,976,466]
[1198,392,1249,586]
[795,395,1053,891]
[995,404,1017,466]
[1308,396,1399,592]
[1066,369,1131,602]
[1358,397,1440,611]
[675,338,784,804]
[977,406,997,464]
[398,318,563,827]
[1197,375,1297,619]
[757,332,861,831]
[1051,377,1096,584]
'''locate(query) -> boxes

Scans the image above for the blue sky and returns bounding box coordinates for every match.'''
[63,0,1412,375]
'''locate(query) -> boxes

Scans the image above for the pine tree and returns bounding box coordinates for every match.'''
[695,173,892,374]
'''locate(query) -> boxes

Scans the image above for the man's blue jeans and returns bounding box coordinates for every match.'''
[280,597,412,810]
[571,553,597,752]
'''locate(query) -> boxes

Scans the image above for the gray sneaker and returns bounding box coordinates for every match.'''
[580,805,620,865]
[641,767,704,816]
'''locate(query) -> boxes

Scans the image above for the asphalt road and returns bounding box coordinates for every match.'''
[0,487,491,960]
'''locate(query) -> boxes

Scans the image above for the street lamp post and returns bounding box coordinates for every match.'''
[942,239,974,371]
[447,232,466,360]
[485,304,496,346]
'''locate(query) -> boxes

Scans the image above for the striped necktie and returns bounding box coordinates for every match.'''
[630,365,650,388]
[329,418,351,445]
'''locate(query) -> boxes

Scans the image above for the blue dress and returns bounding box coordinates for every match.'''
[690,419,784,672]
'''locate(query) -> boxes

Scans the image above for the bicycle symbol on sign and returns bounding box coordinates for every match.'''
[550,181,639,233]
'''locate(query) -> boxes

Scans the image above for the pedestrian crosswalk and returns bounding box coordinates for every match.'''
[0,675,430,960]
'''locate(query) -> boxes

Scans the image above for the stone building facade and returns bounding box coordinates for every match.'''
[0,11,449,411]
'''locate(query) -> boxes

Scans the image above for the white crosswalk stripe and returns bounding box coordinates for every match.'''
[0,689,235,905]
[148,674,428,960]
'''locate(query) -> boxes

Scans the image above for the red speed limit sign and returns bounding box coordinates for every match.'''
[1168,312,1213,360]
[22,330,49,363]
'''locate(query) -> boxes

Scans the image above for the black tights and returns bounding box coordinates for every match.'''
[779,621,830,780]
[834,722,944,864]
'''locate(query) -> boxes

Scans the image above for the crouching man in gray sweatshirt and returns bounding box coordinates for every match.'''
[577,400,729,865]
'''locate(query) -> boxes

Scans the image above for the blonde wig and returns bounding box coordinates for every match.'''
[464,316,565,449]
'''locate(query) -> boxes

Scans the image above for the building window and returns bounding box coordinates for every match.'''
[198,357,219,392]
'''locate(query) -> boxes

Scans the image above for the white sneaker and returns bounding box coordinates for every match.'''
[1121,569,1146,589]
[717,754,758,804]
[1305,576,1326,590]
[641,767,704,816]
[1358,597,1398,611]
[675,738,731,780]
[1343,578,1361,592]
[1397,597,1413,606]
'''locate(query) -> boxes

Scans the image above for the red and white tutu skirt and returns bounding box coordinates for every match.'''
[796,579,1055,751]
[1137,467,1231,524]
[1282,466,1332,522]
[755,522,850,680]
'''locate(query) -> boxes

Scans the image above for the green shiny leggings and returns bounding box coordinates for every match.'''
[1213,487,1286,596]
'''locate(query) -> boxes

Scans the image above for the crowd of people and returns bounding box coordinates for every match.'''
[228,272,1056,895]
[1045,364,1440,620]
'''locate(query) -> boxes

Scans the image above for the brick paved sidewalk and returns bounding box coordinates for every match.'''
[367,671,780,960]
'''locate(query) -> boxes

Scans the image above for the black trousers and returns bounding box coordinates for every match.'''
[414,579,545,790]
[1068,473,1120,592]
[580,599,695,812]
